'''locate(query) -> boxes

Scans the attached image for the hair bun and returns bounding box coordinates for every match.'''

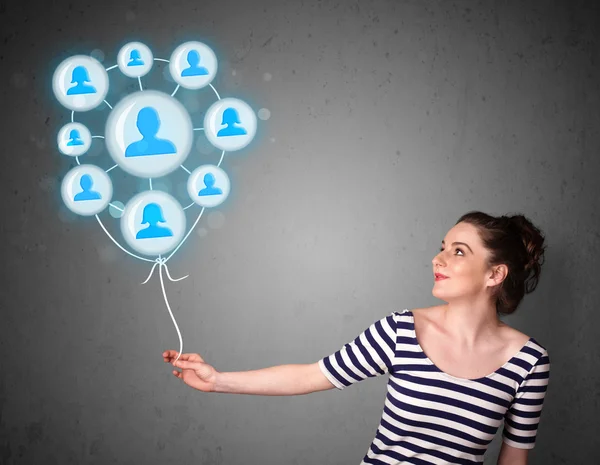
[509,214,547,291]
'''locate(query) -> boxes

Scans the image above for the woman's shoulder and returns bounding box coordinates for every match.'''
[393,306,441,326]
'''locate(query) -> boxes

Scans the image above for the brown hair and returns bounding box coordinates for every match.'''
[455,211,547,316]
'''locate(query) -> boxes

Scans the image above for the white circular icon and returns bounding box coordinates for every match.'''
[61,164,113,216]
[104,90,193,178]
[117,42,153,78]
[203,98,257,151]
[57,122,92,157]
[187,165,230,208]
[120,190,186,256]
[169,41,218,90]
[52,55,109,111]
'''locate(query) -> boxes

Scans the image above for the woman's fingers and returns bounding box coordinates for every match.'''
[163,351,190,362]
[173,360,197,370]
[163,351,204,363]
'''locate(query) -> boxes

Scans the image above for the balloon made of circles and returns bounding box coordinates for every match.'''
[51,41,263,365]
[105,90,194,178]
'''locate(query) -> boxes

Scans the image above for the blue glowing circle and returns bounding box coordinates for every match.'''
[187,164,231,208]
[117,42,154,78]
[52,55,109,111]
[57,122,92,157]
[169,41,218,90]
[104,90,193,178]
[203,98,257,151]
[61,164,113,216]
[120,190,186,256]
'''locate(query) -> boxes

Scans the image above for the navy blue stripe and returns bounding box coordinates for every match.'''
[367,440,438,465]
[396,350,429,359]
[506,406,542,419]
[505,416,540,431]
[503,429,536,444]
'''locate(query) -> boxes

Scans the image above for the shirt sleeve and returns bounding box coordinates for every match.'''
[502,348,550,449]
[318,312,398,390]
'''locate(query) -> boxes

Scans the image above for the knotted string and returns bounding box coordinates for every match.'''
[141,256,189,363]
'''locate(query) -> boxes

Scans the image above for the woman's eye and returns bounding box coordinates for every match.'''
[439,247,464,255]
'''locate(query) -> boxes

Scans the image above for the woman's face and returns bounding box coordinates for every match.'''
[431,222,496,302]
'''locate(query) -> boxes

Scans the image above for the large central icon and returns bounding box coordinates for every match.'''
[105,90,193,178]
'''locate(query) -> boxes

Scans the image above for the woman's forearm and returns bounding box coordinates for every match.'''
[214,363,315,396]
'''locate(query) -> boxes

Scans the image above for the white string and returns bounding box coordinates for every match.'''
[95,215,154,263]
[141,256,188,362]
[96,213,188,361]
[165,209,204,263]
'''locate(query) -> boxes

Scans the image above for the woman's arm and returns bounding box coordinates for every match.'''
[214,362,336,396]
[497,442,529,465]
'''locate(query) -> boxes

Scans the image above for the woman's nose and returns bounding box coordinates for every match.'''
[432,255,444,267]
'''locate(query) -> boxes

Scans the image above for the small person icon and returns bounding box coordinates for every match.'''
[198,173,223,196]
[66,129,84,146]
[73,174,102,201]
[181,50,209,77]
[216,108,248,137]
[136,203,174,239]
[127,49,145,67]
[125,107,177,157]
[66,66,97,95]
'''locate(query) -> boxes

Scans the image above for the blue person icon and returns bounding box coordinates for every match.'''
[66,129,84,146]
[127,50,144,67]
[73,174,102,201]
[181,50,209,77]
[198,172,223,196]
[136,203,174,239]
[125,107,177,157]
[216,108,248,137]
[66,66,97,95]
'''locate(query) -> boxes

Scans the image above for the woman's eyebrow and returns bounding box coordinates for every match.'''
[441,240,473,253]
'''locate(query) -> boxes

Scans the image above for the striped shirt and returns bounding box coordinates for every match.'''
[318,308,550,464]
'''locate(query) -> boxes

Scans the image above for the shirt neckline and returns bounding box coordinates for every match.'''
[403,308,533,383]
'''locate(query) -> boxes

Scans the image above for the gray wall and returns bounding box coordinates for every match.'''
[1,0,598,463]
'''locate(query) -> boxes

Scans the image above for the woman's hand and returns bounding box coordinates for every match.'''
[163,350,219,392]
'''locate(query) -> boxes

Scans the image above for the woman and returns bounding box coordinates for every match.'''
[163,211,550,464]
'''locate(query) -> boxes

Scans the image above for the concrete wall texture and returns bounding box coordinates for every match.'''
[1,0,598,463]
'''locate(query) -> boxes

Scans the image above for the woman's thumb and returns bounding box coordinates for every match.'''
[173,360,198,370]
